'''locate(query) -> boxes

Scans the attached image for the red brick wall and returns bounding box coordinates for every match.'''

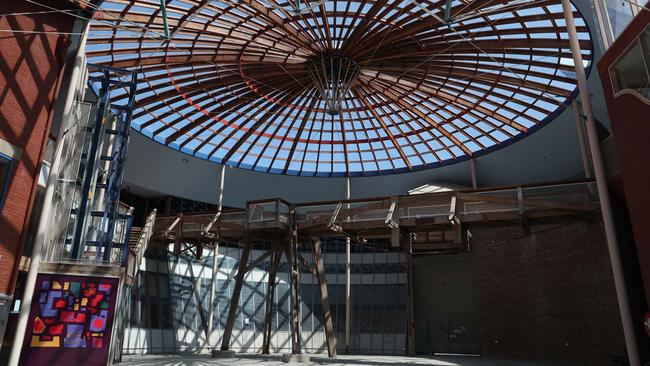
[472,219,626,365]
[0,2,73,295]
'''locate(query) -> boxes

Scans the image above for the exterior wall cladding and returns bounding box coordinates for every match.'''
[0,2,73,295]
[472,219,626,365]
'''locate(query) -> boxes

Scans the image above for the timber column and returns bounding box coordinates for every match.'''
[219,238,251,352]
[288,205,302,354]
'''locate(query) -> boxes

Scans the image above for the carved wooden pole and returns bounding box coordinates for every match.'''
[288,206,302,354]
[220,239,251,351]
[262,249,282,354]
[313,238,337,358]
[173,213,183,255]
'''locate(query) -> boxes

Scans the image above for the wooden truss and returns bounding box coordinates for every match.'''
[86,0,593,176]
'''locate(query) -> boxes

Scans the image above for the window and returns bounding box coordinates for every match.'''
[603,0,637,41]
[0,152,15,210]
[610,26,650,102]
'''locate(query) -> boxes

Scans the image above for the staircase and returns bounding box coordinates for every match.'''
[128,226,143,251]
[125,209,156,286]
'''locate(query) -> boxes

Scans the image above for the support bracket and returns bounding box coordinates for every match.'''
[328,202,343,232]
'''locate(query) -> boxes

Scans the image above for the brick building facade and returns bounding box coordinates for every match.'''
[472,219,626,364]
[0,2,75,297]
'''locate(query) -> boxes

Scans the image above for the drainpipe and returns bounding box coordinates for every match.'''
[345,176,351,353]
[8,19,91,366]
[469,159,478,189]
[572,100,593,180]
[561,1,640,365]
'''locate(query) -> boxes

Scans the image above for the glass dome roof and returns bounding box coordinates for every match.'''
[86,0,593,177]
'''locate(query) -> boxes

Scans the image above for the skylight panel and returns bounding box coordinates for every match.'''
[89,0,593,176]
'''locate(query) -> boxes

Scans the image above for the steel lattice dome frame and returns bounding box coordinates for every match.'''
[86,0,593,177]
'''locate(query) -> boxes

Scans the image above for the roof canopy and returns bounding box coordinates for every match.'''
[87,0,593,177]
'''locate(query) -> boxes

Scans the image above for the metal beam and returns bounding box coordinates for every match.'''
[159,0,170,39]
[405,234,415,356]
[207,242,219,347]
[470,159,478,189]
[345,177,351,353]
[173,213,183,255]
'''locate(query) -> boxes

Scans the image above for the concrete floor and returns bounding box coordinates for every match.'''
[118,354,577,366]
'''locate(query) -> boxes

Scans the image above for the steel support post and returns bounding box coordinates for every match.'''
[561,1,640,364]
[405,234,415,356]
[470,159,478,189]
[70,73,109,260]
[344,177,351,352]
[572,100,593,180]
[207,242,219,346]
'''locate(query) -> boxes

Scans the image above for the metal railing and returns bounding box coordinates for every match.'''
[150,179,598,242]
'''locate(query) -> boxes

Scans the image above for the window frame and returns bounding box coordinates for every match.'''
[609,25,650,104]
[0,151,16,211]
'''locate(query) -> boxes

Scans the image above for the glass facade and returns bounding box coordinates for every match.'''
[597,0,644,47]
[121,242,407,355]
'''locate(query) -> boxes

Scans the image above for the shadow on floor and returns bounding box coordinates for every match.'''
[118,353,580,366]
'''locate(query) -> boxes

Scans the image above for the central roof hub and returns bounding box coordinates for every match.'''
[307,55,361,116]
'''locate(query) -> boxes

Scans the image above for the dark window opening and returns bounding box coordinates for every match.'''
[0,153,15,211]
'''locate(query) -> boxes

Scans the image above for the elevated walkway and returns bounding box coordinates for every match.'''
[151,178,599,255]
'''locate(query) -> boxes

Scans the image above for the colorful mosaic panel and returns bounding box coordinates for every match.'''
[20,274,119,366]
[30,279,111,348]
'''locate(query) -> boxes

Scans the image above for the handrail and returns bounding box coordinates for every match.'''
[294,178,595,208]
[126,209,157,285]
[149,179,597,237]
[247,197,292,206]
[155,207,246,219]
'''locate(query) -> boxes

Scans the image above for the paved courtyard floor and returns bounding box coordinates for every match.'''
[119,354,577,366]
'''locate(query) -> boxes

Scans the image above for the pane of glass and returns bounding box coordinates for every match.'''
[158,273,170,298]
[277,283,290,331]
[161,298,174,329]
[610,39,650,100]
[604,0,635,40]
[0,156,10,206]
[641,26,650,74]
